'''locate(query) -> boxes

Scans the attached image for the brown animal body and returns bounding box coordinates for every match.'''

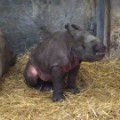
[24,24,106,102]
[0,30,16,77]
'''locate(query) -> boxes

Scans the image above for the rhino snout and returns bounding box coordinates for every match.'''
[94,44,106,57]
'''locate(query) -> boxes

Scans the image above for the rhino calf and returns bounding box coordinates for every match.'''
[0,30,16,77]
[24,24,106,102]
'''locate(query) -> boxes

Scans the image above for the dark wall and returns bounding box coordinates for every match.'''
[0,0,95,55]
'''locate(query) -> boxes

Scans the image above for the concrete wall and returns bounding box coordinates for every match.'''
[111,0,120,57]
[0,0,95,55]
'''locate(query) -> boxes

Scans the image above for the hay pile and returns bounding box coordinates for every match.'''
[0,55,120,120]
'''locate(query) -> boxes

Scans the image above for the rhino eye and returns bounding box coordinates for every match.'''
[91,39,96,44]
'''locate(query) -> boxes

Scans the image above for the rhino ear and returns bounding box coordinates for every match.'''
[65,23,82,38]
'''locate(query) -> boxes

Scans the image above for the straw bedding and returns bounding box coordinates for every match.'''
[0,54,120,120]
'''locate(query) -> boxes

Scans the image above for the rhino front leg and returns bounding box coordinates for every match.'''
[51,66,65,102]
[66,65,80,94]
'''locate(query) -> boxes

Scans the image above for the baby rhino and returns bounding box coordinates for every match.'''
[24,24,106,102]
[0,30,16,78]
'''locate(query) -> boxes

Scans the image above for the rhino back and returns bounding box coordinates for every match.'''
[31,32,72,73]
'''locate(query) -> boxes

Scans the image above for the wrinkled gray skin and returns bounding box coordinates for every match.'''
[0,30,16,78]
[24,24,106,102]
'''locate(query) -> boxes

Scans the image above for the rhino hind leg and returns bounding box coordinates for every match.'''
[23,61,53,91]
[23,62,41,89]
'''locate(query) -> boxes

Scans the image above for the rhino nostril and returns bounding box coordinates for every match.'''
[96,45,106,52]
[95,49,100,52]
[101,46,106,52]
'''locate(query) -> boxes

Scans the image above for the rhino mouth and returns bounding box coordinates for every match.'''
[95,52,105,57]
[94,44,106,58]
